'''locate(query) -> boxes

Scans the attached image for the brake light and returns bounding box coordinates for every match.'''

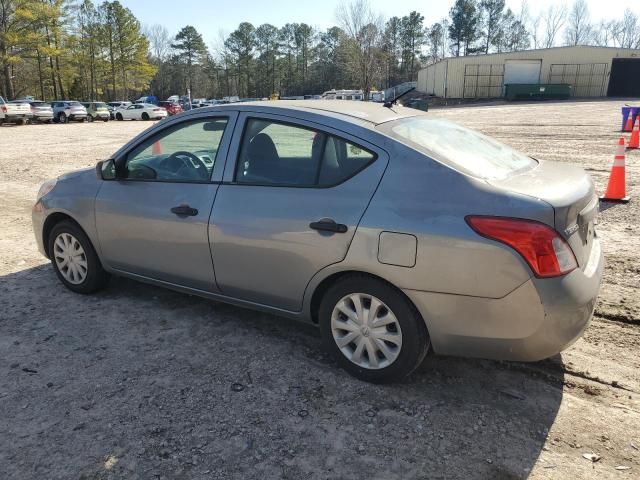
[465,216,578,278]
[1,105,6,113]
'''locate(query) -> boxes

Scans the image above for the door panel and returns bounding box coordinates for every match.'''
[96,182,219,290]
[210,113,388,311]
[95,114,236,291]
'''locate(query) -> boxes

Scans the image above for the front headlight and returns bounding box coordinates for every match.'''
[36,178,57,201]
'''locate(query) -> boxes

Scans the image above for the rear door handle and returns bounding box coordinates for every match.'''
[171,205,198,217]
[310,219,348,234]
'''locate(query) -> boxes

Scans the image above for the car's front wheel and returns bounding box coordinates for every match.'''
[142,112,150,121]
[116,113,123,121]
[48,220,110,294]
[319,274,430,383]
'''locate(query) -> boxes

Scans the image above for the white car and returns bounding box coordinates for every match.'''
[115,103,167,121]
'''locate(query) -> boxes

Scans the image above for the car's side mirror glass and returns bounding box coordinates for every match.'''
[97,159,117,180]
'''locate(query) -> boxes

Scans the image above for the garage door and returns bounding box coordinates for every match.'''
[608,58,640,97]
[504,60,542,85]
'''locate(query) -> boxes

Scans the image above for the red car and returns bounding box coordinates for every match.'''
[158,101,183,116]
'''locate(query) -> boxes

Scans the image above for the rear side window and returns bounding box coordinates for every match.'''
[236,118,376,187]
[379,117,537,180]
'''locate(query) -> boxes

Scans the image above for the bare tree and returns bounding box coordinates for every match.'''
[530,14,542,48]
[592,20,616,47]
[335,0,384,96]
[612,9,640,49]
[145,24,171,61]
[564,0,592,45]
[541,4,568,48]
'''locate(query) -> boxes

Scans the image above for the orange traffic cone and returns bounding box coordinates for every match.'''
[629,117,639,149]
[624,113,634,132]
[152,140,163,155]
[601,138,630,203]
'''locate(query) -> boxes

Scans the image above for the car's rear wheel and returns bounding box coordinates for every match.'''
[142,112,149,121]
[58,113,67,124]
[88,115,94,122]
[103,118,109,122]
[319,274,430,383]
[116,113,123,121]
[48,220,109,294]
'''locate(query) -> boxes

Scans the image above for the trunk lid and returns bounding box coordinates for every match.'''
[488,160,597,269]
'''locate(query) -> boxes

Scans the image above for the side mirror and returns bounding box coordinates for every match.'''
[96,159,117,180]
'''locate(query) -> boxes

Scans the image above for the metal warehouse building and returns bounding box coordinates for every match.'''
[417,46,640,99]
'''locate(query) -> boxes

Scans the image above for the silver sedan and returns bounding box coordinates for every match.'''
[32,101,603,383]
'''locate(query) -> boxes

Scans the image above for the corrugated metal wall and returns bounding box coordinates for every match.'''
[417,60,447,97]
[417,46,640,99]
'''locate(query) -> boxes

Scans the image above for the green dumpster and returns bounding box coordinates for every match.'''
[505,84,572,101]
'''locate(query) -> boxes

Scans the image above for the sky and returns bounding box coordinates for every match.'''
[119,0,639,47]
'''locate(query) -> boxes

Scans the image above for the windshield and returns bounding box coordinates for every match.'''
[94,102,107,108]
[379,117,538,180]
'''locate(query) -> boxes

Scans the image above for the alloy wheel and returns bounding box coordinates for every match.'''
[53,233,88,285]
[330,293,403,370]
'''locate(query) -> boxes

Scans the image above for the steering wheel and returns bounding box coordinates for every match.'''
[162,151,209,180]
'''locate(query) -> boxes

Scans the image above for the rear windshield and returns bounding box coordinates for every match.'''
[94,102,107,108]
[379,117,538,180]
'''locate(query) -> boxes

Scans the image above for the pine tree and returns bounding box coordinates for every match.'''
[172,25,207,97]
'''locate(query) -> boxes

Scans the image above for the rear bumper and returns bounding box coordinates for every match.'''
[404,238,604,362]
[4,113,32,120]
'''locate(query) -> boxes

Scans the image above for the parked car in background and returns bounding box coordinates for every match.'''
[0,96,32,125]
[158,101,183,116]
[51,101,88,123]
[33,101,603,383]
[115,103,167,121]
[135,96,157,104]
[82,102,110,122]
[322,89,365,101]
[107,101,132,120]
[23,101,54,123]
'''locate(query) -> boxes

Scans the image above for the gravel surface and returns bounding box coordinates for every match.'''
[1,103,639,479]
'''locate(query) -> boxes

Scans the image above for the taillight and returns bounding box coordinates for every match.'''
[1,105,6,113]
[465,216,578,278]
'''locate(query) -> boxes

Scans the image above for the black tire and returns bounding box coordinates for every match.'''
[103,118,109,122]
[319,274,430,383]
[88,115,94,122]
[58,113,67,124]
[142,112,149,121]
[116,113,123,121]
[48,220,110,294]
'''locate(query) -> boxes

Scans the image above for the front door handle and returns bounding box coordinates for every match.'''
[310,218,348,234]
[171,205,198,217]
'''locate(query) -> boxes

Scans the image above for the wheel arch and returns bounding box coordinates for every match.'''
[42,212,85,258]
[308,270,428,334]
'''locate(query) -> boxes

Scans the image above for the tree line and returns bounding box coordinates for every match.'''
[1,0,639,102]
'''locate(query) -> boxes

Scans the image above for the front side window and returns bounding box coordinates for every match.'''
[124,118,228,182]
[236,118,376,187]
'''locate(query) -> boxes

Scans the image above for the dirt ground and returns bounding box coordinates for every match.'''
[0,101,638,480]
